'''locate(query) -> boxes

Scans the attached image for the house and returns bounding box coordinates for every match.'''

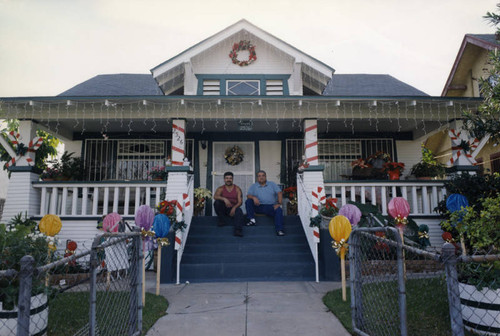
[0,20,483,281]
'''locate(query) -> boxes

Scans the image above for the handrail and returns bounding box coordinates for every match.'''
[297,173,319,282]
[323,180,446,216]
[176,174,194,285]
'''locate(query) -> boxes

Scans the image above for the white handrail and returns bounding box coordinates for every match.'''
[32,181,169,217]
[297,173,319,282]
[176,174,194,284]
[323,180,446,216]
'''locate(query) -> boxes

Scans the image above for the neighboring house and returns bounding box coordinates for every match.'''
[426,34,500,173]
[0,20,483,255]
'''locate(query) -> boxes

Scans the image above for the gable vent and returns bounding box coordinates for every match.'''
[266,79,283,95]
[203,79,220,95]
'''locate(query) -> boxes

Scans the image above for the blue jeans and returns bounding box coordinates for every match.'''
[245,199,284,231]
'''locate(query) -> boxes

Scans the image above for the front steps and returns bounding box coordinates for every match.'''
[179,215,315,282]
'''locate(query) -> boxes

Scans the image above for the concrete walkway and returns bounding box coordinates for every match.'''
[145,276,351,336]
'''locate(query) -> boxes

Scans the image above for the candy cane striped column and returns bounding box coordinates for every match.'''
[304,119,318,166]
[448,129,479,166]
[171,119,186,166]
[175,230,182,250]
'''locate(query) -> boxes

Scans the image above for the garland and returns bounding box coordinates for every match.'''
[229,40,257,66]
[224,145,244,166]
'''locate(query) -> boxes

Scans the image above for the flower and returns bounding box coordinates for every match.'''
[382,162,405,173]
[320,197,339,217]
[351,159,371,169]
[148,166,168,180]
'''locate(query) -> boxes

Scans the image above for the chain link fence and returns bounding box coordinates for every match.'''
[349,227,500,336]
[0,231,142,336]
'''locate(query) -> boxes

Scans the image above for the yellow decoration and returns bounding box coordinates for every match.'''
[39,214,62,237]
[329,215,352,302]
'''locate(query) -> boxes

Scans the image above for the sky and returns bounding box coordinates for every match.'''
[0,0,498,97]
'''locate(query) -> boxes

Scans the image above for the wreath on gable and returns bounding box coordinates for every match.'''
[229,40,257,66]
[224,145,244,166]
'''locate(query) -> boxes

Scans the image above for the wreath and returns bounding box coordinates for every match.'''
[224,145,244,166]
[229,40,257,66]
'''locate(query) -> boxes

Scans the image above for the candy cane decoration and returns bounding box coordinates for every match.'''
[175,230,182,250]
[311,186,326,243]
[304,120,318,165]
[2,131,43,168]
[448,129,479,166]
[171,120,186,166]
[182,193,191,211]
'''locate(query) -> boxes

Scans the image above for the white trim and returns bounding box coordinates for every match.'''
[472,134,490,158]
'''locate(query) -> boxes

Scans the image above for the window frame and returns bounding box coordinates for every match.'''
[196,74,289,96]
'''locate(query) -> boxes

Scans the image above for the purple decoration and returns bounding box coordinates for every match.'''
[339,204,362,226]
[135,205,154,231]
[153,214,170,238]
[446,194,469,213]
[142,236,154,252]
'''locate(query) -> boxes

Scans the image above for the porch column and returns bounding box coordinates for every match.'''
[1,121,40,222]
[171,119,186,166]
[304,119,319,166]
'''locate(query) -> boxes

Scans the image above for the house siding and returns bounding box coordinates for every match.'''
[395,140,422,179]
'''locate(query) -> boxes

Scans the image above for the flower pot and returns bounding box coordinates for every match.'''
[388,170,400,180]
[152,178,164,181]
[416,176,432,180]
[0,293,48,336]
[320,215,333,229]
[459,283,500,335]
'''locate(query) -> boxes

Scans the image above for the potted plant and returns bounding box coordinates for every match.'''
[442,195,500,334]
[40,167,61,181]
[40,151,83,181]
[148,166,168,181]
[0,214,54,335]
[410,145,445,180]
[383,162,405,180]
[320,197,339,229]
[283,186,298,215]
[193,187,212,216]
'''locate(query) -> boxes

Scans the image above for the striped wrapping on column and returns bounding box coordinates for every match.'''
[182,193,191,211]
[172,120,186,166]
[448,129,479,165]
[175,230,182,250]
[175,195,184,223]
[7,131,20,145]
[3,135,43,168]
[311,186,326,243]
[304,120,318,165]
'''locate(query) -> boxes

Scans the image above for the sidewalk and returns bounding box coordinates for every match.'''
[145,275,351,336]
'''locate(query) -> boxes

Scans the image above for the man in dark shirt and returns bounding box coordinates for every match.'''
[213,171,244,237]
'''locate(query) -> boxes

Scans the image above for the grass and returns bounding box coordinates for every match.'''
[323,277,453,336]
[47,291,168,335]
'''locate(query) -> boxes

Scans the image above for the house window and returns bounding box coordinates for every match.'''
[227,80,260,95]
[203,79,220,95]
[491,152,500,173]
[266,79,284,95]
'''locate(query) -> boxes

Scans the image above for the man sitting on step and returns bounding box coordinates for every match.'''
[213,171,244,237]
[245,170,285,236]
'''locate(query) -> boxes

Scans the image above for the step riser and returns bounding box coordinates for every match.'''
[182,253,313,263]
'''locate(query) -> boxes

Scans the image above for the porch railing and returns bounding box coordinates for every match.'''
[323,180,446,216]
[176,174,194,285]
[32,181,169,217]
[297,173,319,282]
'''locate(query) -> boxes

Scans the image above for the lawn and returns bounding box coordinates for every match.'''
[47,291,168,335]
[323,277,454,336]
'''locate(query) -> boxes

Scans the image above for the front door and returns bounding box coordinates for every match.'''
[212,142,255,213]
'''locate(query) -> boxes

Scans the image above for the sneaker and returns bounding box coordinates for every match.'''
[234,228,243,237]
[277,230,285,236]
[246,218,256,226]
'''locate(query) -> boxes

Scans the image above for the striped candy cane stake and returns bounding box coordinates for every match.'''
[311,186,326,217]
[172,120,186,166]
[7,131,20,145]
[313,226,320,243]
[175,195,184,223]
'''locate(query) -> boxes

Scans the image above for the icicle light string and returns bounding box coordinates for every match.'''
[413,103,418,129]
[375,103,379,132]
[201,103,205,134]
[421,102,426,135]
[73,102,79,129]
[343,103,347,129]
[350,103,355,134]
[128,103,133,135]
[192,103,197,129]
[55,103,60,135]
[325,103,331,133]
[265,102,270,126]
[151,102,157,133]
[81,103,86,135]
[405,102,409,121]
[437,102,443,128]
[396,101,401,132]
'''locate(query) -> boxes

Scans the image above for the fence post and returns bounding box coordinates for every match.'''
[394,227,408,336]
[88,236,101,336]
[129,232,143,335]
[349,230,364,331]
[17,255,34,336]
[441,242,465,336]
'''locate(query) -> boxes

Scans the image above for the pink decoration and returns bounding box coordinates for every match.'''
[388,197,410,219]
[135,205,154,231]
[103,212,121,232]
[339,204,362,227]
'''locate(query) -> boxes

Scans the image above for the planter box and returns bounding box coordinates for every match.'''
[459,283,500,335]
[0,293,48,336]
[318,228,340,281]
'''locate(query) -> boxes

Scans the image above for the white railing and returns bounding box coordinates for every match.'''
[297,174,319,282]
[323,180,446,216]
[32,181,169,217]
[176,174,194,284]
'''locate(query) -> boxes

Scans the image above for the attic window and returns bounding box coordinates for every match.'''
[266,79,283,95]
[203,79,220,95]
[227,80,260,95]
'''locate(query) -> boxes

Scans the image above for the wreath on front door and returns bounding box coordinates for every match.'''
[224,145,244,166]
[229,40,257,66]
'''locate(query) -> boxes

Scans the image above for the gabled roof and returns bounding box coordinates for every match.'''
[58,74,163,96]
[442,34,500,96]
[322,74,429,96]
[150,19,334,95]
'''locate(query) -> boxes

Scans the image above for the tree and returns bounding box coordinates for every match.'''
[0,119,60,173]
[463,5,500,143]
